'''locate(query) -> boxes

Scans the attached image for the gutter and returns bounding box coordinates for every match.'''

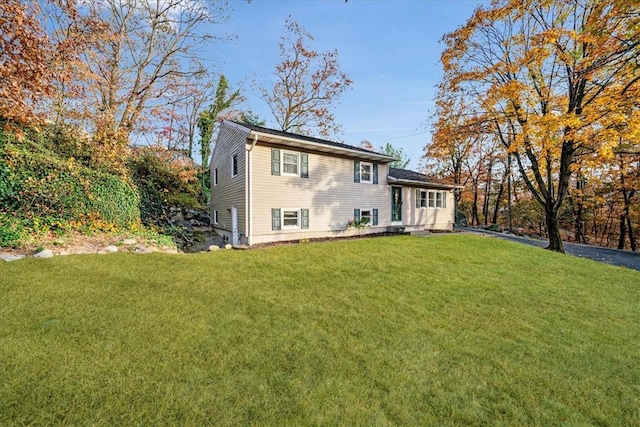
[387,176,464,191]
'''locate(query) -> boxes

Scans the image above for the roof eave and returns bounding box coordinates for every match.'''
[247,129,397,163]
[387,176,464,190]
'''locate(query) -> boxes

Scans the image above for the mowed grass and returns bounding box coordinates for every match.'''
[1,235,639,426]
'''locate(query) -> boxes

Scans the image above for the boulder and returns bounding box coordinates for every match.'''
[224,244,232,250]
[34,249,54,258]
[98,245,118,254]
[122,238,137,245]
[208,245,220,251]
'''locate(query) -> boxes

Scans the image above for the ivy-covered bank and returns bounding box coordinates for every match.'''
[0,124,208,248]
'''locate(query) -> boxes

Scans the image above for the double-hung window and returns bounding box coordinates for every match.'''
[282,151,299,176]
[418,190,427,208]
[354,161,378,184]
[283,209,299,228]
[271,208,310,230]
[360,209,372,225]
[353,208,378,226]
[271,148,309,178]
[428,191,436,208]
[360,162,372,183]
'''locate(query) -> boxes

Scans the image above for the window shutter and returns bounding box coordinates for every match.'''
[443,192,447,208]
[372,209,378,226]
[373,164,378,184]
[354,208,360,221]
[271,208,281,230]
[301,153,309,178]
[354,160,360,183]
[271,148,280,176]
[301,209,309,229]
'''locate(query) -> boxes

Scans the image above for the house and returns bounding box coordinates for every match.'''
[210,120,462,246]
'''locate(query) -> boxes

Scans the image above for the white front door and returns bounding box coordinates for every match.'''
[231,206,239,246]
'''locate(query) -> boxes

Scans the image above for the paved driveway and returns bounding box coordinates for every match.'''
[456,227,640,272]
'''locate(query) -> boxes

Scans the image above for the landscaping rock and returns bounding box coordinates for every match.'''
[122,238,137,245]
[98,245,118,254]
[1,253,26,262]
[224,244,232,250]
[208,245,220,251]
[34,249,54,258]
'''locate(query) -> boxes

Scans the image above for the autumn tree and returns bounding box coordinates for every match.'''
[437,0,640,252]
[80,0,228,169]
[261,18,353,139]
[197,75,241,169]
[0,0,86,128]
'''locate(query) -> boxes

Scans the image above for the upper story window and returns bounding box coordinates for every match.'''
[231,154,238,177]
[282,151,299,176]
[360,162,372,183]
[271,148,308,178]
[354,161,378,184]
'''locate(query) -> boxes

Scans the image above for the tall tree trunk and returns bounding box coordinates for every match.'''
[618,214,627,250]
[482,160,493,225]
[619,186,637,251]
[545,202,564,252]
[618,163,637,251]
[573,172,587,244]
[626,215,636,252]
[491,178,504,225]
[506,153,513,232]
[472,177,480,226]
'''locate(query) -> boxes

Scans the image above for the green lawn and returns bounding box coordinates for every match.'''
[1,235,638,425]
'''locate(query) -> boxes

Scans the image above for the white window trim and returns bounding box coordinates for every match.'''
[231,154,238,177]
[421,190,447,209]
[213,209,219,225]
[213,168,218,186]
[359,208,372,225]
[360,162,373,183]
[281,150,300,177]
[281,208,301,229]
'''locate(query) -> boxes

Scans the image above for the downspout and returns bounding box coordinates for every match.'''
[245,134,258,246]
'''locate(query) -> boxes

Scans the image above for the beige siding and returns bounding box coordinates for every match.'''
[250,144,391,242]
[210,124,247,240]
[401,187,455,230]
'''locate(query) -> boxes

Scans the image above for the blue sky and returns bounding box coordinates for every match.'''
[213,0,484,170]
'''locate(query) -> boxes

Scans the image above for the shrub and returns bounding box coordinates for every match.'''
[128,147,205,227]
[0,213,25,247]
